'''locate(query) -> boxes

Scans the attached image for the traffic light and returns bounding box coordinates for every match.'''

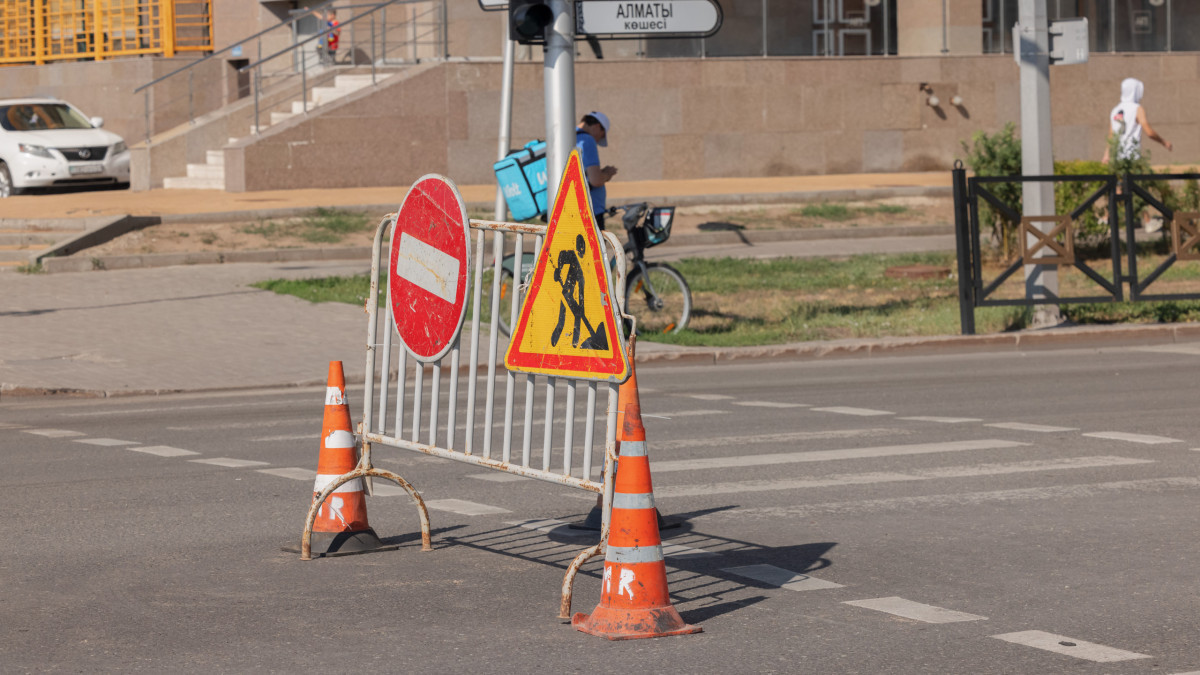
[509,1,553,44]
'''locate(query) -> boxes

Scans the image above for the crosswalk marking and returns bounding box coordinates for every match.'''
[722,564,842,591]
[661,543,718,559]
[190,458,271,468]
[168,419,309,431]
[74,438,139,447]
[1082,431,1183,445]
[900,416,982,424]
[985,422,1078,433]
[652,439,1028,473]
[468,472,529,482]
[130,446,199,457]
[508,518,593,538]
[652,409,730,419]
[23,429,85,438]
[252,434,316,443]
[844,597,987,623]
[368,482,411,496]
[733,401,810,409]
[655,456,1151,498]
[811,406,894,416]
[652,427,904,452]
[991,630,1151,662]
[713,477,1200,519]
[257,467,317,480]
[680,394,735,401]
[425,499,511,516]
[62,400,289,417]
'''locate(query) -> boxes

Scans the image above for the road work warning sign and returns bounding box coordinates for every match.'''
[505,150,630,383]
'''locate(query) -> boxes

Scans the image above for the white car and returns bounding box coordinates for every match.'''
[0,97,131,198]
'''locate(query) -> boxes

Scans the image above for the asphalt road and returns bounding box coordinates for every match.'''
[4,344,1200,672]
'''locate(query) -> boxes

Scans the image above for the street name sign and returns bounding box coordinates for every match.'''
[389,174,472,364]
[576,0,722,39]
[478,0,507,11]
[505,150,630,382]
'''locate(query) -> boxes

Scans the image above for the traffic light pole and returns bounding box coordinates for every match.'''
[494,26,516,221]
[543,0,576,192]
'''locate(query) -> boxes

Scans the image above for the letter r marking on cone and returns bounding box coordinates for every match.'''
[618,569,636,600]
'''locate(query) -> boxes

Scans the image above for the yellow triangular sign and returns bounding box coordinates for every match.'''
[504,150,630,383]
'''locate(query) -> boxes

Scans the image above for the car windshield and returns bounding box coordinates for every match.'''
[0,103,93,132]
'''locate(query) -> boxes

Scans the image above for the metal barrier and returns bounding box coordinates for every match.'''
[303,211,628,618]
[954,165,1200,334]
[0,0,212,66]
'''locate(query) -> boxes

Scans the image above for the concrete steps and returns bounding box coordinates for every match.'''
[163,73,381,191]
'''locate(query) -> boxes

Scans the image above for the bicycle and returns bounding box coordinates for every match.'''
[486,201,692,336]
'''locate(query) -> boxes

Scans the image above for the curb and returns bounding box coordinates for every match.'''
[4,321,1195,398]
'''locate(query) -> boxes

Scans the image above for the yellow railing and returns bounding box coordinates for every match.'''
[0,0,212,66]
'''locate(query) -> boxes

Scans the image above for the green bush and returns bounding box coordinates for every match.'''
[961,122,1022,259]
[1053,159,1111,242]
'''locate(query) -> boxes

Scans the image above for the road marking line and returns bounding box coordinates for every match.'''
[1082,431,1183,445]
[62,400,288,417]
[722,564,842,591]
[900,416,982,424]
[168,419,310,431]
[661,543,718,559]
[985,422,1079,432]
[508,518,593,538]
[656,456,1151,498]
[468,472,529,482]
[74,438,139,447]
[190,458,271,468]
[23,429,85,438]
[425,499,511,516]
[680,394,735,401]
[651,409,729,419]
[843,597,987,623]
[812,406,894,416]
[257,467,316,480]
[130,446,199,457]
[652,439,1029,473]
[733,401,810,408]
[0,423,27,429]
[991,630,1151,662]
[713,477,1200,519]
[652,427,904,451]
[251,434,316,442]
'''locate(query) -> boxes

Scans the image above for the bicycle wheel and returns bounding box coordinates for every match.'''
[624,262,691,334]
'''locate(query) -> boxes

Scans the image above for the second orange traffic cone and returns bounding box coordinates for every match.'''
[309,361,384,556]
[572,358,701,640]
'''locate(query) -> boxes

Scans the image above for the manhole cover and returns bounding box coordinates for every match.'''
[884,264,951,280]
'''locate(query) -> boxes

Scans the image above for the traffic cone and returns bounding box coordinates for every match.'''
[309,361,384,556]
[572,358,701,640]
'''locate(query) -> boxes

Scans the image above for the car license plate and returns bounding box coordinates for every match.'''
[69,164,104,175]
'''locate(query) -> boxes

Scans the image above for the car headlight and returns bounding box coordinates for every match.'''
[112,141,128,155]
[18,143,53,158]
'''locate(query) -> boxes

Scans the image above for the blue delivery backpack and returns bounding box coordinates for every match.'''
[493,139,548,220]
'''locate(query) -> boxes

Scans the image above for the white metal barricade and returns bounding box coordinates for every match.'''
[302,212,627,618]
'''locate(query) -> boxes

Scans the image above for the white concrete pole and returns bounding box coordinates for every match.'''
[1017,0,1061,325]
[544,0,576,192]
[494,24,516,221]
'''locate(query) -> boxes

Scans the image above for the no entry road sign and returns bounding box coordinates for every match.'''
[575,0,722,39]
[389,175,472,363]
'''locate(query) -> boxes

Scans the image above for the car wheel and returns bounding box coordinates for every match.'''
[0,162,13,198]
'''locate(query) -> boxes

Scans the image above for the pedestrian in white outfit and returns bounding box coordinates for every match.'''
[1102,77,1173,232]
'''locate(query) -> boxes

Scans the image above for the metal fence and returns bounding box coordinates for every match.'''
[0,0,212,66]
[952,164,1200,334]
[305,211,627,617]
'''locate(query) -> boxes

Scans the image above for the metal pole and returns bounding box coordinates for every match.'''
[952,161,976,335]
[1016,0,1061,325]
[544,0,577,193]
[761,0,767,57]
[494,26,516,221]
[941,0,950,54]
[371,13,377,84]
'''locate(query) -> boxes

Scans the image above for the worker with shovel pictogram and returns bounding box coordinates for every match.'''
[551,234,609,351]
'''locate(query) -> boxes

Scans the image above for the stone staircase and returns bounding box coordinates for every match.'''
[0,221,89,271]
[162,73,380,190]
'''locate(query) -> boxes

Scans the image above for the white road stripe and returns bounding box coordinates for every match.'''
[257,467,317,480]
[189,458,271,468]
[680,394,735,401]
[651,409,729,419]
[652,439,1028,473]
[652,427,904,451]
[656,456,1151,498]
[723,564,842,591]
[1082,431,1183,445]
[424,499,511,516]
[0,423,26,429]
[130,446,199,457]
[252,434,317,442]
[23,429,85,438]
[508,518,592,538]
[468,472,529,482]
[74,438,139,447]
[168,419,310,431]
[368,483,410,496]
[733,401,810,408]
[661,543,718,559]
[844,597,986,623]
[707,477,1200,520]
[812,406,894,416]
[985,422,1078,432]
[900,416,982,424]
[991,630,1151,662]
[62,400,287,417]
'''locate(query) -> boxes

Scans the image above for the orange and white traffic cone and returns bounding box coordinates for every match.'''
[572,357,701,640]
[309,361,384,556]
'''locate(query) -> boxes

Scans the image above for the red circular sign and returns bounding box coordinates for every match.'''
[389,175,471,363]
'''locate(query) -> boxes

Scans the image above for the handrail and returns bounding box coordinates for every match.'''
[133,0,343,94]
[238,0,418,74]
